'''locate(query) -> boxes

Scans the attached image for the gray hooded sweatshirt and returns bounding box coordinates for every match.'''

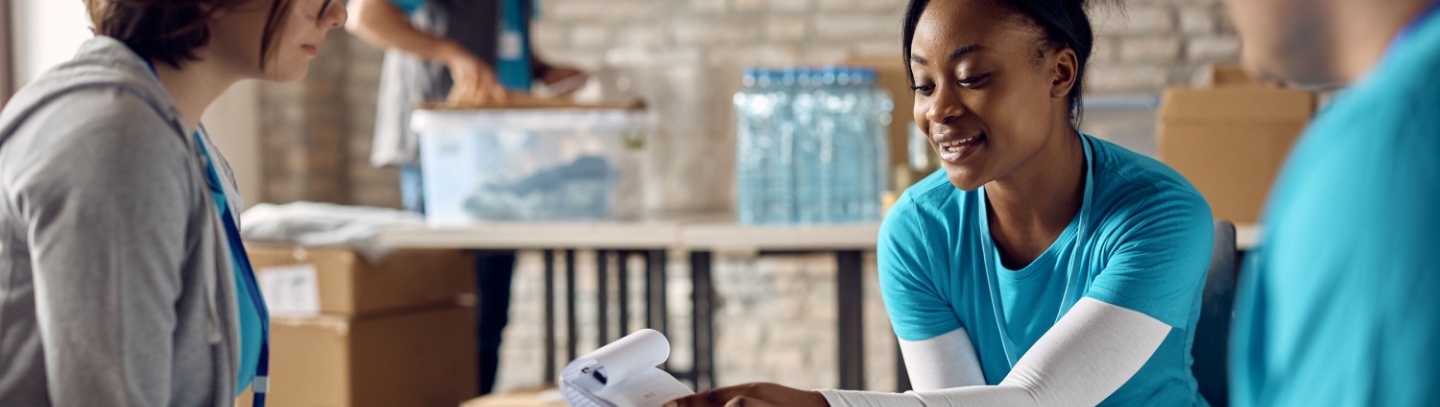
[0,37,243,406]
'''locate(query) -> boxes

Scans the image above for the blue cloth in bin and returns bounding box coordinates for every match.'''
[463,155,612,220]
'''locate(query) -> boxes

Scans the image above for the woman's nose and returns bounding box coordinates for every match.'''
[925,86,966,125]
[322,1,348,28]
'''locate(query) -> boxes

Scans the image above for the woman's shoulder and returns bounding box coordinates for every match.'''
[891,169,975,219]
[1087,135,1207,205]
[1,86,193,199]
[1084,135,1211,227]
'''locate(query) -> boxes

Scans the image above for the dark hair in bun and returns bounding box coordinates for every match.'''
[902,0,1104,125]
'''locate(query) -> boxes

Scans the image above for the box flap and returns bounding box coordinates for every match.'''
[1210,64,1253,86]
[1160,86,1316,122]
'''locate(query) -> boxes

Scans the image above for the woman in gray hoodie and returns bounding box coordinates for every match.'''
[0,0,345,405]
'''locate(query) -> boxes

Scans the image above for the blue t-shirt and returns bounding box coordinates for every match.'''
[1230,6,1440,407]
[389,0,425,14]
[386,0,534,91]
[880,134,1213,406]
[195,132,264,396]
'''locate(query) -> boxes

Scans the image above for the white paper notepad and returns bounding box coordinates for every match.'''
[560,329,694,407]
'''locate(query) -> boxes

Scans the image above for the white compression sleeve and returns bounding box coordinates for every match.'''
[898,329,986,390]
[820,298,1172,407]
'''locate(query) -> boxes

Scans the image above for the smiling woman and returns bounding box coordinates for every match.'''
[666,0,1217,406]
[0,0,344,406]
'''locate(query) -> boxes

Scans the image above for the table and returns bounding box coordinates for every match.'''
[378,221,688,385]
[379,219,1260,392]
[681,223,881,391]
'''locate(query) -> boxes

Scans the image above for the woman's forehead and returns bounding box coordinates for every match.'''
[913,1,1044,54]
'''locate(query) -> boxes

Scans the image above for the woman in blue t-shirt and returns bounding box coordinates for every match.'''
[668,0,1214,406]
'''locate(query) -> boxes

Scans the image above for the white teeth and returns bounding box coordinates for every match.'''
[939,135,981,149]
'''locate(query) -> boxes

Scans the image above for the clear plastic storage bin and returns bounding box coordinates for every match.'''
[412,108,649,224]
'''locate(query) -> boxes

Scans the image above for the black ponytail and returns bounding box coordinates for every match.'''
[902,0,1102,126]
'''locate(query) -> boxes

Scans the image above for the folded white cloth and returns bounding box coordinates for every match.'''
[239,201,424,262]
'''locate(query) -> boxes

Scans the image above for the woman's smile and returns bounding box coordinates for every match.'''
[934,132,987,164]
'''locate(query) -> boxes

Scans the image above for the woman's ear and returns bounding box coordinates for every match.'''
[1050,48,1079,99]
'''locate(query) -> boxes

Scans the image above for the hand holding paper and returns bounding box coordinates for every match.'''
[560,329,693,407]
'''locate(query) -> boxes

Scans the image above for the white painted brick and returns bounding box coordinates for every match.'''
[732,0,767,12]
[532,21,569,49]
[707,45,801,67]
[688,0,728,14]
[615,26,669,47]
[673,18,761,45]
[1094,5,1175,37]
[542,0,653,21]
[815,0,905,12]
[813,13,897,41]
[1120,37,1182,63]
[1187,36,1239,62]
[771,0,812,12]
[1091,37,1120,63]
[1178,6,1217,35]
[851,40,899,59]
[1085,63,1170,92]
[766,16,808,41]
[809,41,864,64]
[569,25,612,49]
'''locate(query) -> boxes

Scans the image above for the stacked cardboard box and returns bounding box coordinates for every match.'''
[1158,65,1318,224]
[236,247,477,407]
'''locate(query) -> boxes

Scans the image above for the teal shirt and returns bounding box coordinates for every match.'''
[195,132,264,396]
[386,0,535,91]
[1230,6,1440,407]
[880,134,1213,406]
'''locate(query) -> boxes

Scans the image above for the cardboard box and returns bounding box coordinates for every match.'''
[245,246,474,317]
[460,388,566,407]
[1158,75,1316,224]
[1209,63,1254,87]
[236,306,477,407]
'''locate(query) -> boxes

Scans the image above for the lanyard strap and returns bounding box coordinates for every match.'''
[194,130,271,407]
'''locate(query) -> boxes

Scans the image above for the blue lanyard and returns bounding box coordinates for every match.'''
[194,130,271,407]
[145,61,270,407]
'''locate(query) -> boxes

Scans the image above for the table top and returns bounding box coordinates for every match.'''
[377,214,1259,252]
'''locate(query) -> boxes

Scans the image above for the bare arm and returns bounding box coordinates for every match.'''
[344,0,505,103]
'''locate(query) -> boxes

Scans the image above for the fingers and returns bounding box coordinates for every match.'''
[445,55,507,105]
[725,396,780,407]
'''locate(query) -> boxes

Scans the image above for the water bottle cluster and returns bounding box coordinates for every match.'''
[734,66,893,225]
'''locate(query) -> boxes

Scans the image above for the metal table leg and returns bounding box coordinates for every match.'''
[598,250,610,345]
[543,249,556,384]
[566,249,578,364]
[645,249,669,369]
[837,250,865,390]
[618,250,631,336]
[690,250,715,391]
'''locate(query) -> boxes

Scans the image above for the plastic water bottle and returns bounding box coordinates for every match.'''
[792,67,828,224]
[766,69,796,224]
[734,68,765,224]
[835,65,864,222]
[817,66,846,222]
[860,68,893,221]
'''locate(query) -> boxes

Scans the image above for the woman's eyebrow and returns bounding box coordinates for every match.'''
[948,44,984,61]
[910,43,984,65]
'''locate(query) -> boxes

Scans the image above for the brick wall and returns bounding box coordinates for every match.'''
[253,0,1239,393]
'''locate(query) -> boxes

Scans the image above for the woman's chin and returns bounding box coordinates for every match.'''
[944,166,988,192]
[264,64,310,83]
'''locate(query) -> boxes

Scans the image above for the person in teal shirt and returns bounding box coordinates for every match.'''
[667,1,1214,406]
[1221,0,1440,405]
